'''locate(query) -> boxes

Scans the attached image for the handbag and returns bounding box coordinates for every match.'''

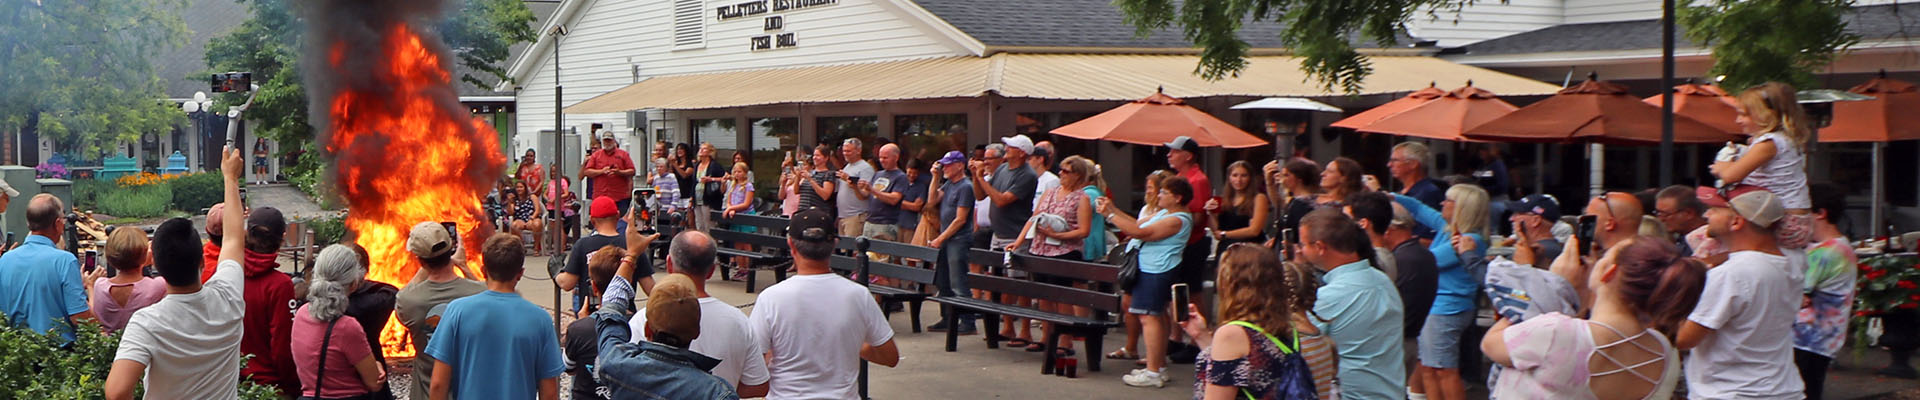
[1112,245,1142,291]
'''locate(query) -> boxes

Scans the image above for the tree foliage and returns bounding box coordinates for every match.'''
[1680,0,1859,91]
[0,0,189,155]
[1113,0,1469,93]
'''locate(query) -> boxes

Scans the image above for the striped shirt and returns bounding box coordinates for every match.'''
[1300,333,1339,400]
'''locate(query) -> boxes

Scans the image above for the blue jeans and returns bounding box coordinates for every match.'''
[935,237,972,297]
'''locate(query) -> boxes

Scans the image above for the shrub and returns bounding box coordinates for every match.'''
[97,182,173,219]
[0,317,283,399]
[73,179,111,212]
[307,214,348,246]
[170,172,223,212]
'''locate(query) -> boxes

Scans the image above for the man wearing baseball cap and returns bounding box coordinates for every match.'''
[558,196,655,318]
[927,150,978,334]
[592,269,737,399]
[750,209,899,399]
[1676,184,1805,399]
[198,202,233,282]
[584,131,638,227]
[394,221,486,398]
[1504,194,1564,268]
[1163,135,1213,363]
[972,135,1039,251]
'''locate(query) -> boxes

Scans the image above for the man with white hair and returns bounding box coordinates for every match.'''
[834,138,877,237]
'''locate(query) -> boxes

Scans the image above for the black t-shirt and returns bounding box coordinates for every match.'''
[1391,239,1439,337]
[566,233,641,293]
[563,317,609,400]
[343,281,398,399]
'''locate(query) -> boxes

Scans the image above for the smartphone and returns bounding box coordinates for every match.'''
[1575,215,1598,257]
[441,222,459,246]
[1282,228,1298,245]
[5,232,15,248]
[82,249,99,274]
[1171,283,1191,322]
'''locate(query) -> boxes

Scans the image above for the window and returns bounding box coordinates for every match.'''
[817,116,878,166]
[894,114,966,165]
[673,0,705,49]
[750,117,798,201]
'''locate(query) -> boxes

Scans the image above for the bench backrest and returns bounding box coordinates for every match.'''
[712,211,790,232]
[708,228,791,250]
[964,248,1125,314]
[828,238,937,285]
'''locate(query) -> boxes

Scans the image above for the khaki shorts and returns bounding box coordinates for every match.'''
[837,214,867,238]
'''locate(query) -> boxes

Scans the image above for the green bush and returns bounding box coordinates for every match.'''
[72,179,111,212]
[0,317,282,399]
[96,182,173,219]
[307,214,348,246]
[170,172,223,212]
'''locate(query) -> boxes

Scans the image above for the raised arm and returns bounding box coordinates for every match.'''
[219,147,246,263]
[1390,193,1448,233]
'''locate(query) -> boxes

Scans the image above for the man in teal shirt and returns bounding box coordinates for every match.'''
[1299,209,1405,399]
[0,194,95,343]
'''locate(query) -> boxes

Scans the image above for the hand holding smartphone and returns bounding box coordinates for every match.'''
[1171,283,1192,322]
[1575,215,1598,257]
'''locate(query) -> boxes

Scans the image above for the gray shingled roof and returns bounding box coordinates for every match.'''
[1462,3,1920,56]
[909,0,1416,49]
[157,0,558,98]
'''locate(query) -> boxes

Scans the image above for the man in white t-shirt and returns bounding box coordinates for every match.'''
[105,148,250,400]
[1676,184,1806,400]
[630,231,770,397]
[751,209,899,399]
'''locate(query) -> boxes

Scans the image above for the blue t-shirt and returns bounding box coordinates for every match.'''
[866,168,910,225]
[425,291,567,399]
[938,180,974,239]
[1138,211,1192,274]
[0,235,88,342]
[898,173,931,232]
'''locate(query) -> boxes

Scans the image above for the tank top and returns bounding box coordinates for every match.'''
[1027,188,1086,257]
[1740,132,1810,209]
[1216,196,1267,248]
[1139,211,1191,274]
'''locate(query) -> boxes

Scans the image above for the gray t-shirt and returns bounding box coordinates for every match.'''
[866,168,909,225]
[395,277,486,396]
[988,164,1038,239]
[939,180,975,239]
[837,160,876,218]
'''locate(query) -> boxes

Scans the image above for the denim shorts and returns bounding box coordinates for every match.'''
[1418,311,1475,368]
[1126,270,1177,315]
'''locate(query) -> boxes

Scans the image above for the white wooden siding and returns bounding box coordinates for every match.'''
[1407,0,1564,47]
[1563,0,1658,24]
[512,0,972,150]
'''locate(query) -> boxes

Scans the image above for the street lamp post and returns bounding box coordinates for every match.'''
[182,92,214,172]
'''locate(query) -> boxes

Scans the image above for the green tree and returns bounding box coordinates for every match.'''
[1113,0,1472,93]
[1680,0,1859,91]
[0,0,188,156]
[204,0,534,195]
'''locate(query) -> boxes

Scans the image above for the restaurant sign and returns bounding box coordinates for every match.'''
[716,0,838,51]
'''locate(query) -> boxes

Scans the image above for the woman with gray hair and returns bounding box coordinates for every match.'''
[291,245,388,399]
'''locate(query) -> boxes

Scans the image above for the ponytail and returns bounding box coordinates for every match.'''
[1645,257,1708,336]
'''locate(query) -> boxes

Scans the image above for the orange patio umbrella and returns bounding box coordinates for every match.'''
[1643,83,1743,135]
[1050,90,1267,148]
[1464,78,1737,145]
[1330,83,1447,130]
[1823,74,1920,142]
[1354,83,1517,142]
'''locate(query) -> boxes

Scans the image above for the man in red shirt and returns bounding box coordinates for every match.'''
[583,132,637,227]
[1164,136,1213,364]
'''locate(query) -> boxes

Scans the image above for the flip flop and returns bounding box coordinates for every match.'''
[1054,347,1076,357]
[1006,338,1032,348]
[1024,342,1046,352]
[1106,349,1140,360]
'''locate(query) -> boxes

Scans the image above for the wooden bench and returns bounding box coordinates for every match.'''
[830,237,938,333]
[709,212,794,293]
[929,248,1125,374]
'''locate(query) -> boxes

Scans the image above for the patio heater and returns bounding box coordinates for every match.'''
[1797,88,1878,234]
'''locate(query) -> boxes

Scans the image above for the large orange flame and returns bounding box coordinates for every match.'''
[324,24,506,358]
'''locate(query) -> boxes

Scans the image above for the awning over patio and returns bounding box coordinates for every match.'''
[564,53,1562,113]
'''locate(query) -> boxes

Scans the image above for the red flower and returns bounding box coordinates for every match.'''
[1859,310,1874,317]
[1909,294,1920,302]
[1903,303,1919,309]
[1899,280,1918,290]
[1870,270,1890,280]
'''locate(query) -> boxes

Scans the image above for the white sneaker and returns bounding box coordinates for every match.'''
[1122,369,1168,388]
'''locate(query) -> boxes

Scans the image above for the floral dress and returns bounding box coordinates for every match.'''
[1027,188,1086,257]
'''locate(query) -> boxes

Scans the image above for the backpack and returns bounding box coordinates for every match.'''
[1224,321,1318,400]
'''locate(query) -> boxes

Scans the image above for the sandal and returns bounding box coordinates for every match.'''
[1054,347,1076,357]
[1024,342,1046,352]
[1106,349,1140,360]
[1005,338,1032,348]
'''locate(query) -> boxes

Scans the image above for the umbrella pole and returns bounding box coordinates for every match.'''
[1534,143,1545,194]
[1875,142,1887,238]
[1590,143,1605,198]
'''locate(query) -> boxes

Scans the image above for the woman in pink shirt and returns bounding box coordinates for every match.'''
[91,228,165,332]
[291,245,387,398]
